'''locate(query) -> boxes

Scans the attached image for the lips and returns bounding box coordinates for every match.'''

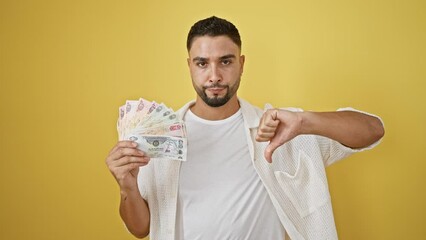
[207,87,225,94]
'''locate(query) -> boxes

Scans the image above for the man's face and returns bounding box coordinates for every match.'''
[188,35,245,107]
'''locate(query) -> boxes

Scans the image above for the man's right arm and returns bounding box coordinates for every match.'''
[105,141,151,238]
[119,188,150,238]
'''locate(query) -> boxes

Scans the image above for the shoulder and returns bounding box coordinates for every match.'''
[238,98,262,116]
[176,100,195,119]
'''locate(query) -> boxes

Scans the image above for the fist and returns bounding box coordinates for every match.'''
[256,109,302,163]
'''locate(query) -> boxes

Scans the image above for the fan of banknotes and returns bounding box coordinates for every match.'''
[117,98,187,161]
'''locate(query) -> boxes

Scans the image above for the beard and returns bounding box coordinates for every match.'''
[194,79,240,108]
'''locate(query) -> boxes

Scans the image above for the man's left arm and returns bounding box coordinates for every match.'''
[256,109,385,162]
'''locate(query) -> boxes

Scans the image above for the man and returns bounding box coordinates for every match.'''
[106,16,384,240]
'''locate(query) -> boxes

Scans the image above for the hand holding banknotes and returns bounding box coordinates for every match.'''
[106,98,188,190]
[116,98,187,161]
[105,141,151,192]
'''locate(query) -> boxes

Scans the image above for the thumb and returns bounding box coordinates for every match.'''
[264,140,281,163]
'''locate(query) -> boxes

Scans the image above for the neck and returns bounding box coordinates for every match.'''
[190,95,240,120]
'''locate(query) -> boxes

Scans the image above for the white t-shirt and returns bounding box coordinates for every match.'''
[175,109,285,240]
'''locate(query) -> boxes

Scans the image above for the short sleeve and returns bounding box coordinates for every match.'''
[323,107,384,166]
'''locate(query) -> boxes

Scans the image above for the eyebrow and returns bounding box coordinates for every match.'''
[192,54,237,62]
[219,54,236,60]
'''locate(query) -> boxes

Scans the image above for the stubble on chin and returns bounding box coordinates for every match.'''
[200,88,230,107]
[193,78,241,108]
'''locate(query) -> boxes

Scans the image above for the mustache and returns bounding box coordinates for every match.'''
[203,83,228,89]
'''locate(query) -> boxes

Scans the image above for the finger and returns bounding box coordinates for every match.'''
[109,140,138,155]
[108,158,150,177]
[122,161,149,174]
[264,140,281,163]
[259,111,279,129]
[107,147,147,163]
[264,109,279,127]
[257,124,277,134]
[110,156,150,168]
[257,114,280,142]
[256,132,276,142]
[112,162,148,179]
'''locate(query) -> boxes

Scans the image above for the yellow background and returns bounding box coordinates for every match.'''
[1,0,425,239]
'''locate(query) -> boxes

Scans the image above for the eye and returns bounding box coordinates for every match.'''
[196,61,207,68]
[222,59,232,65]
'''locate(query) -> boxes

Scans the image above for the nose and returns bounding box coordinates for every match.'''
[209,64,222,83]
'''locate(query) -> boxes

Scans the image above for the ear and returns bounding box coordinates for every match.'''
[239,55,245,74]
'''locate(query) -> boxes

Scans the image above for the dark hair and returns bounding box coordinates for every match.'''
[186,16,242,51]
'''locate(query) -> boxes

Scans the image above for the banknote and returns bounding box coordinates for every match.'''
[131,122,186,138]
[122,100,139,137]
[125,134,187,161]
[117,105,126,136]
[138,102,165,127]
[124,100,139,120]
[127,98,152,133]
[117,98,187,161]
[143,111,179,129]
[121,101,160,138]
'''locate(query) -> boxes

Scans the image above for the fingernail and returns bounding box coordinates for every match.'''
[132,142,138,147]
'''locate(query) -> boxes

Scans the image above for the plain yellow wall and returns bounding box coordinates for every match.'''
[1,0,425,239]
